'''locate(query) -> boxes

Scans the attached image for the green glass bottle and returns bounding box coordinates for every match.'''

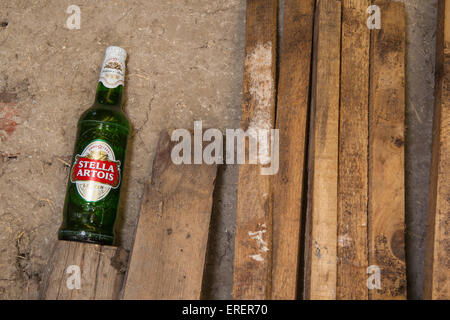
[59,46,130,246]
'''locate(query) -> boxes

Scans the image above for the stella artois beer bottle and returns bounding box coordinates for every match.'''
[58,46,130,245]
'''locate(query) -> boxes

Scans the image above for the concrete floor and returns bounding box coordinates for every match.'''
[0,0,438,299]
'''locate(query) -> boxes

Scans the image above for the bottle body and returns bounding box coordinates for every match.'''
[59,47,130,245]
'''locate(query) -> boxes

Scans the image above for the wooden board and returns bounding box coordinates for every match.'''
[41,241,127,300]
[337,0,370,300]
[232,0,277,300]
[368,1,407,300]
[304,0,341,300]
[271,0,315,300]
[424,0,450,300]
[122,130,218,300]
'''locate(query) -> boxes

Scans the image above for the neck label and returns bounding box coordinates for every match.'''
[99,56,125,88]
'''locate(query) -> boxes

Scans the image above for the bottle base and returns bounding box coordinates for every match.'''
[58,229,115,246]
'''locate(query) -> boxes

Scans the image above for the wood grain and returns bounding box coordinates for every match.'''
[304,0,341,300]
[337,0,370,300]
[232,0,277,300]
[271,0,314,300]
[368,0,407,300]
[424,0,450,300]
[41,241,127,300]
[122,130,217,300]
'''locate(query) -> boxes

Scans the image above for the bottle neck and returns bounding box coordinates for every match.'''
[94,82,123,107]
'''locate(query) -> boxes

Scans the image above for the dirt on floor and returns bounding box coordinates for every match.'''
[0,0,438,300]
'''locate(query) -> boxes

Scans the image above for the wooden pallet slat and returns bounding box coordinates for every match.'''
[368,0,407,300]
[304,0,342,300]
[122,130,218,300]
[337,0,370,300]
[41,241,127,300]
[271,0,315,300]
[424,0,450,300]
[232,0,277,300]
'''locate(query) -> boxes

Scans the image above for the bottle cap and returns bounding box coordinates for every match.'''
[105,46,127,63]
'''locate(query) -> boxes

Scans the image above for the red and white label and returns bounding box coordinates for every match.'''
[70,140,121,202]
[71,156,120,188]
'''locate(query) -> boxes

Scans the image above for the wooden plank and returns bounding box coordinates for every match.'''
[232,0,277,300]
[368,1,407,300]
[271,0,314,300]
[304,0,341,300]
[337,0,370,300]
[41,241,127,300]
[122,130,217,300]
[424,0,450,300]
